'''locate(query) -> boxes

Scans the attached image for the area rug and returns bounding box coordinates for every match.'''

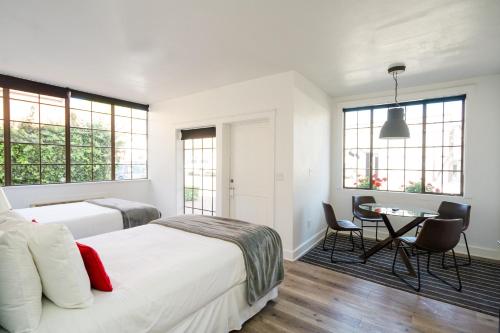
[299,233,500,316]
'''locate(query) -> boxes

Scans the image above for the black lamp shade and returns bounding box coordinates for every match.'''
[379,107,410,139]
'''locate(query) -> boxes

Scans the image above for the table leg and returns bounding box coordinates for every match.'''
[394,239,416,276]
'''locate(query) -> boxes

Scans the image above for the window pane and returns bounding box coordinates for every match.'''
[184,149,193,169]
[93,147,111,164]
[193,169,202,189]
[388,137,405,148]
[185,169,193,187]
[93,130,111,147]
[116,148,132,164]
[426,102,443,123]
[373,108,387,127]
[131,134,147,150]
[358,149,370,171]
[202,190,213,211]
[193,139,202,149]
[92,112,111,130]
[115,106,131,117]
[425,171,442,193]
[92,102,111,114]
[70,128,92,146]
[12,144,40,164]
[442,171,461,194]
[202,149,214,169]
[372,127,387,149]
[405,148,422,170]
[444,101,463,122]
[405,171,423,193]
[344,129,357,149]
[344,112,357,129]
[41,125,65,144]
[132,165,147,179]
[132,109,147,119]
[344,169,357,187]
[388,148,404,169]
[132,149,147,164]
[12,165,39,185]
[93,164,112,181]
[40,104,64,125]
[387,170,404,192]
[405,124,422,147]
[443,147,461,171]
[70,109,91,128]
[10,90,38,103]
[115,164,131,180]
[41,145,65,164]
[425,147,442,170]
[344,149,357,169]
[10,100,39,122]
[132,118,147,134]
[71,147,92,164]
[10,122,39,143]
[116,132,131,148]
[425,123,443,147]
[41,165,65,184]
[358,128,370,148]
[40,95,64,107]
[443,122,462,147]
[115,116,131,133]
[405,104,423,124]
[372,148,387,169]
[357,110,371,128]
[202,137,213,149]
[202,173,214,190]
[70,98,91,111]
[71,165,92,182]
[372,170,387,191]
[355,171,370,189]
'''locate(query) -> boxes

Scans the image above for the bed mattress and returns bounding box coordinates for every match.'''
[33,224,255,333]
[15,202,123,239]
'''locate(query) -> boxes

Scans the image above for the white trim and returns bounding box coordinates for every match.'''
[284,227,327,261]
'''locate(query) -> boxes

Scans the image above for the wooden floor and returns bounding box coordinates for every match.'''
[238,260,499,333]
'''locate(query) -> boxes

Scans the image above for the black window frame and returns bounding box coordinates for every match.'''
[343,95,465,196]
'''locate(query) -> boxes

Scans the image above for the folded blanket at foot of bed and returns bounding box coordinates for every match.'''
[87,198,161,229]
[151,215,284,305]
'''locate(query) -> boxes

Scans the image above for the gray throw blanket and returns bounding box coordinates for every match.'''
[151,215,284,305]
[87,198,161,229]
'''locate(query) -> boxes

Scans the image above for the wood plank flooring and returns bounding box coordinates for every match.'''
[237,260,499,333]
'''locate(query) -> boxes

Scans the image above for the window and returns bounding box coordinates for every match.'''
[0,74,149,186]
[343,95,465,195]
[182,128,216,215]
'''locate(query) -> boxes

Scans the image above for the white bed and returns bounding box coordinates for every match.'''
[29,224,277,333]
[15,202,123,239]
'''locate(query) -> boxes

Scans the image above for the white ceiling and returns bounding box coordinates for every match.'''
[1,0,500,104]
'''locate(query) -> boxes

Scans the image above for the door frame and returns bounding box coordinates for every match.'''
[173,109,276,227]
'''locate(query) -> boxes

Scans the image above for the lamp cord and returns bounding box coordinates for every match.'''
[393,72,399,106]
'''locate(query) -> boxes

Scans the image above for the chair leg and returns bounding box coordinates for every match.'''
[392,243,421,292]
[330,230,365,264]
[359,229,367,263]
[428,250,462,291]
[442,232,472,269]
[349,231,355,251]
[322,226,330,251]
[375,221,379,242]
[330,231,338,262]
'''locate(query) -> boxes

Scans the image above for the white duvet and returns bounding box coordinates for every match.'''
[35,224,248,333]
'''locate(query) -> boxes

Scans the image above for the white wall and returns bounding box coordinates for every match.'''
[291,73,331,258]
[331,74,500,260]
[4,180,152,208]
[149,72,296,252]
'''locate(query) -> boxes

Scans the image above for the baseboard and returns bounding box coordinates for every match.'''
[362,229,500,261]
[284,228,327,261]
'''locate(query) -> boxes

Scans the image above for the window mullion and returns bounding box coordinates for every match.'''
[369,108,373,190]
[421,103,427,193]
[65,92,71,182]
[3,88,11,186]
[111,105,115,180]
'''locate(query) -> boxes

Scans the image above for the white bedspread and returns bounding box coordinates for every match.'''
[34,224,249,333]
[15,202,123,239]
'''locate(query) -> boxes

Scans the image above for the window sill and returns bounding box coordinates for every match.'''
[3,178,151,189]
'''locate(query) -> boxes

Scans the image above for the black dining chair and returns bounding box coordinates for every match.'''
[393,218,463,292]
[352,196,384,242]
[322,202,366,264]
[415,201,472,268]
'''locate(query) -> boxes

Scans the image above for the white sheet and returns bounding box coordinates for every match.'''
[14,202,123,239]
[31,224,271,333]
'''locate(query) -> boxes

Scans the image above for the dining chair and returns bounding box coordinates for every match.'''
[352,196,384,242]
[415,201,472,267]
[393,218,463,292]
[322,202,366,264]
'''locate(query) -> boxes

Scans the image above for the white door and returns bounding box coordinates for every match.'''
[229,119,274,227]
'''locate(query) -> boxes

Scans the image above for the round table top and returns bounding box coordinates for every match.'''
[359,203,438,218]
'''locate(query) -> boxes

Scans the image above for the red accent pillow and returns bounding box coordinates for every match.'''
[76,242,113,292]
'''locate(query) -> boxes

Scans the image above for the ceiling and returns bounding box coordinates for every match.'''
[1,0,500,104]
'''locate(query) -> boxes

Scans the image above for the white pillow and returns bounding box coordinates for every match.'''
[0,223,42,333]
[29,223,93,308]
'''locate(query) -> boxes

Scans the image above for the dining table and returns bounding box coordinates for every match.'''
[358,203,438,276]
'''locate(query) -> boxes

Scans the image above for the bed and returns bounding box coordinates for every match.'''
[26,223,279,333]
[14,198,160,239]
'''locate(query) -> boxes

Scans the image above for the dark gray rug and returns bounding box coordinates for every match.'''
[299,233,500,316]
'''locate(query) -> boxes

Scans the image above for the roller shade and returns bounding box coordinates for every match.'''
[181,127,216,140]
